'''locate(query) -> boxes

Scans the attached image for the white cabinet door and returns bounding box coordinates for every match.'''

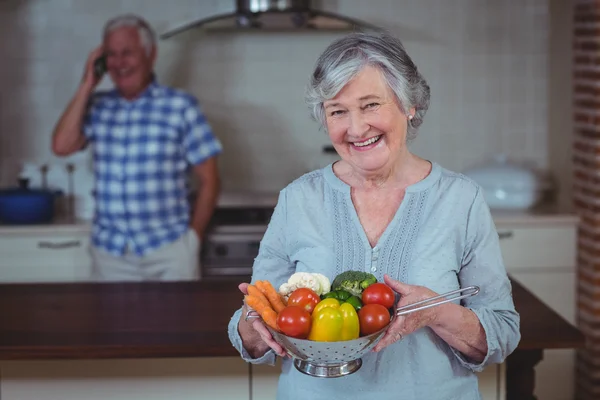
[0,233,92,282]
[510,271,577,400]
[496,226,577,271]
[251,361,280,400]
[477,364,504,400]
[251,361,502,400]
[496,217,578,400]
[0,357,249,400]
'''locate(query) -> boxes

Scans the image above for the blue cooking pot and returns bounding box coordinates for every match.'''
[0,179,62,225]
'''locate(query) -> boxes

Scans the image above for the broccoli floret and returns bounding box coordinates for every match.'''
[360,275,377,289]
[331,271,378,297]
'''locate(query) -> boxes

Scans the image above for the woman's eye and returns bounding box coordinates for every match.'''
[330,110,345,116]
[365,103,380,109]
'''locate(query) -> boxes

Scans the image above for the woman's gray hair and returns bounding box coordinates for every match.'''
[103,14,156,56]
[305,30,430,141]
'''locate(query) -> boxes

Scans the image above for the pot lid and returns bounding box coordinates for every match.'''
[463,155,553,192]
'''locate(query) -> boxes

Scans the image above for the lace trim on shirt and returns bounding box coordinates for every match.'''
[330,187,363,277]
[387,191,429,281]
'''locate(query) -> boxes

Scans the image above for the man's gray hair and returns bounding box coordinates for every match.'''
[103,14,157,56]
[305,30,430,141]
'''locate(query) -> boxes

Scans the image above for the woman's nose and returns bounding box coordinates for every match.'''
[348,111,370,136]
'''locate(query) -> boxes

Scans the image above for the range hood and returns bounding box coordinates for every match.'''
[160,0,379,39]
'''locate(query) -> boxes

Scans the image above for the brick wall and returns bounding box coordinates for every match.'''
[574,1,600,399]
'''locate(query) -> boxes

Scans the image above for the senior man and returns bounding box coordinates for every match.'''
[51,14,222,281]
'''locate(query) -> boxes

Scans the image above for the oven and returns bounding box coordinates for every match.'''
[199,206,274,277]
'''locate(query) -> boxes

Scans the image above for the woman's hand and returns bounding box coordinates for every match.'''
[372,274,440,352]
[238,283,288,358]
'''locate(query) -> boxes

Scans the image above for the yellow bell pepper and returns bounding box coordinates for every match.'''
[308,307,343,342]
[312,298,341,315]
[339,302,360,341]
[308,299,360,342]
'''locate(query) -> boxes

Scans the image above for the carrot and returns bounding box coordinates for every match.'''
[245,295,279,331]
[247,284,271,310]
[279,293,288,307]
[256,280,287,313]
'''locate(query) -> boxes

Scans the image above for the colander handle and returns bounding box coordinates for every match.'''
[395,285,480,316]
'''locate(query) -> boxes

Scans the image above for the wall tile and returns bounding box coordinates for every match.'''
[0,0,552,196]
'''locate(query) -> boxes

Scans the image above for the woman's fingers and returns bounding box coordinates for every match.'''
[253,320,288,357]
[372,315,406,352]
[383,274,412,295]
[239,282,249,295]
[238,281,287,357]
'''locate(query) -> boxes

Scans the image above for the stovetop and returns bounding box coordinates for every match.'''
[209,207,274,227]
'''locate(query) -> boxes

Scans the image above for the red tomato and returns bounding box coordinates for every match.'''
[287,288,320,314]
[358,303,390,336]
[362,283,395,309]
[277,306,312,339]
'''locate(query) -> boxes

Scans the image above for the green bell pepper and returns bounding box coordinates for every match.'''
[321,290,362,311]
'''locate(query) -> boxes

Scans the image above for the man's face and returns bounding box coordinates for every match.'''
[104,26,156,99]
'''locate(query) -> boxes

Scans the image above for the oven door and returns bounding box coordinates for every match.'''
[200,232,263,277]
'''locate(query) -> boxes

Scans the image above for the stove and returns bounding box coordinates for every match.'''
[200,206,274,277]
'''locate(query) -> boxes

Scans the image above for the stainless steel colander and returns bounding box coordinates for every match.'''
[246,285,479,378]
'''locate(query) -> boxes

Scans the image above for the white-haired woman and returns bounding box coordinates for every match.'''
[228,30,520,399]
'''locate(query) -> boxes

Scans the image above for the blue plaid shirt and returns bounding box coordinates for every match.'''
[83,79,222,257]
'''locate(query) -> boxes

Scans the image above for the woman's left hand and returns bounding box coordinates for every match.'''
[372,274,441,352]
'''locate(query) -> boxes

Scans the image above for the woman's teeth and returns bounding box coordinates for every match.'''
[353,136,381,147]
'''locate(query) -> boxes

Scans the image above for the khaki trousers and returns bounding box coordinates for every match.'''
[89,228,201,281]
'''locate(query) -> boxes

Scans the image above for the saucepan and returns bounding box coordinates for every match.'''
[0,178,62,224]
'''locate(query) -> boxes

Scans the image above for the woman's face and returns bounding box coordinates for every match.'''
[324,65,413,175]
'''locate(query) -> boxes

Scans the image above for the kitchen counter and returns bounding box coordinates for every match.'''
[0,216,92,234]
[0,276,583,360]
[0,209,579,234]
[0,276,584,399]
[0,190,280,235]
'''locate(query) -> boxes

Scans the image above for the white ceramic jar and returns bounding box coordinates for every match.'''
[462,155,554,210]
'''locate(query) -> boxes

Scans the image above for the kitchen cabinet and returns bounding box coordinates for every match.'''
[0,224,92,283]
[494,213,579,400]
[250,361,504,400]
[479,365,506,400]
[251,362,279,399]
[0,357,250,400]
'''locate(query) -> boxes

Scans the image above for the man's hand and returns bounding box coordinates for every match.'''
[190,157,220,239]
[82,46,105,92]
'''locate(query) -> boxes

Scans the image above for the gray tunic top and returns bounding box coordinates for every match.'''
[228,161,521,400]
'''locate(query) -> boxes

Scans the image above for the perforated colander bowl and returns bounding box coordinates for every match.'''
[265,323,388,378]
[248,285,480,378]
[267,320,388,363]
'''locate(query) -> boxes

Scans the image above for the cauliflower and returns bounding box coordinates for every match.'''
[312,273,331,295]
[278,272,331,299]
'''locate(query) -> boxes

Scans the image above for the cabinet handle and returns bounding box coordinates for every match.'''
[498,231,514,240]
[37,240,82,249]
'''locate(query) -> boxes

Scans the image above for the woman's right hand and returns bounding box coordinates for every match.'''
[238,283,288,358]
[81,46,105,91]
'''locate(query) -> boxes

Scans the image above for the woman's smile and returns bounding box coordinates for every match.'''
[350,134,383,151]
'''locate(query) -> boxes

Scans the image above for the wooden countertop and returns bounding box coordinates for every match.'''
[0,276,585,360]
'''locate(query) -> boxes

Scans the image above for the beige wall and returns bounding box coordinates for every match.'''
[0,0,571,209]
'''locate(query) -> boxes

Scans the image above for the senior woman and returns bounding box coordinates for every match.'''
[228,30,520,400]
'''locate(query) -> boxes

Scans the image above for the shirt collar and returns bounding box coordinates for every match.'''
[113,73,164,101]
[147,74,164,97]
